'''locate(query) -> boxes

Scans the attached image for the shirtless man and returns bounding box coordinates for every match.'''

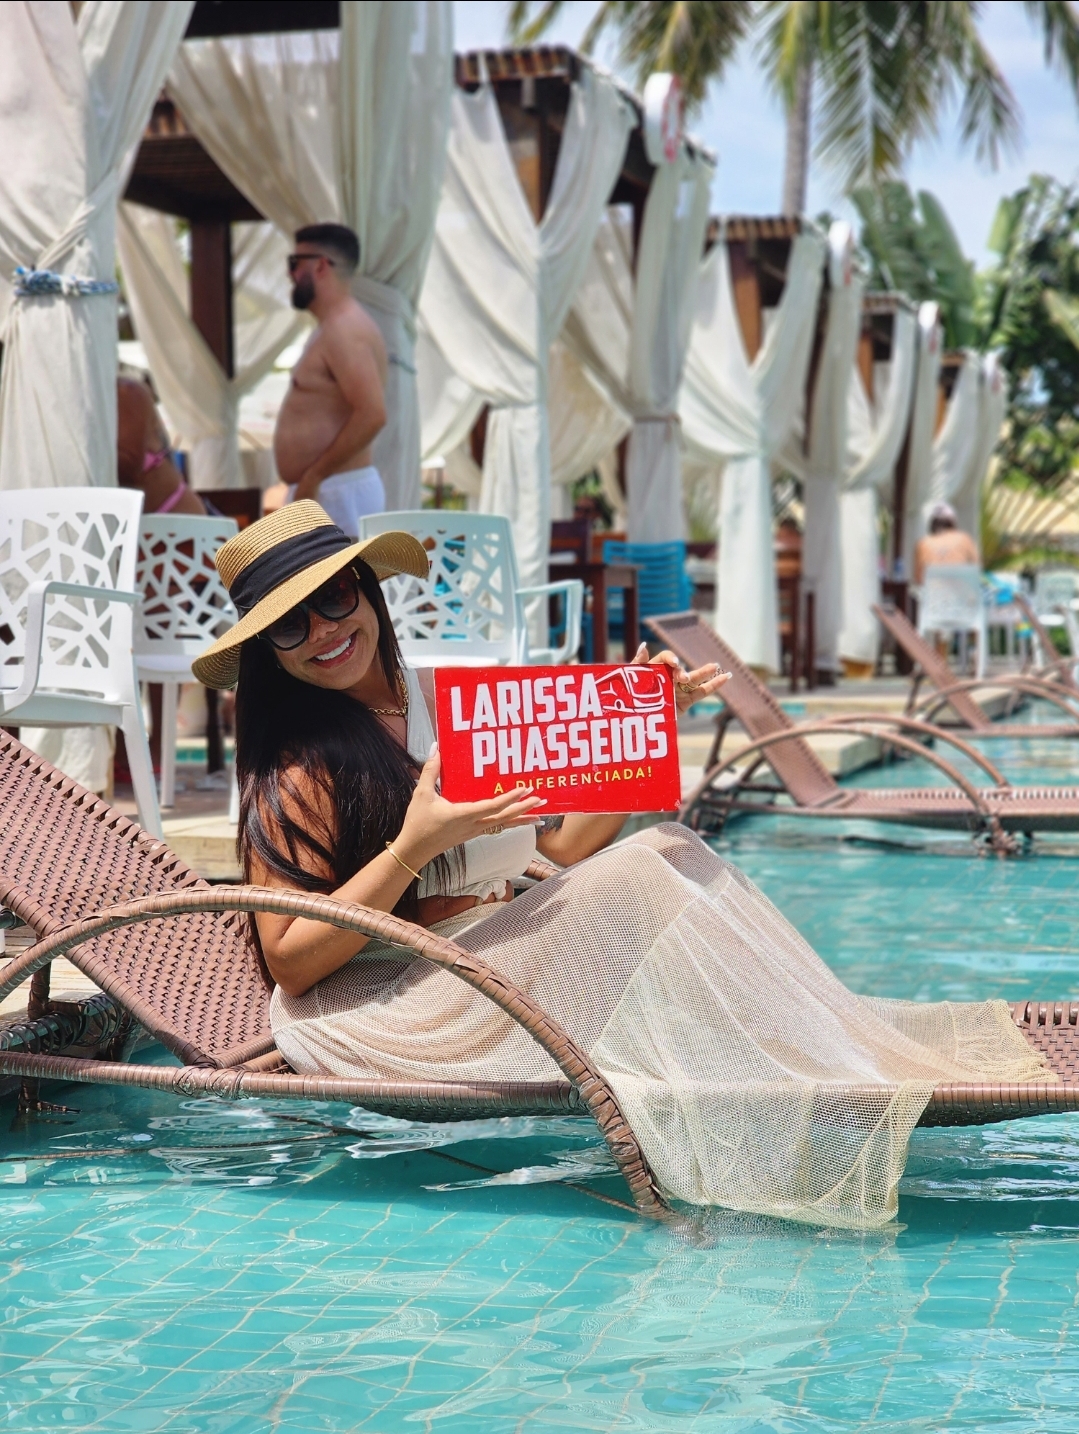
[269,223,387,536]
[913,501,979,585]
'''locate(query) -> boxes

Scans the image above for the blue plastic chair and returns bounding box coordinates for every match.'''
[600,540,693,643]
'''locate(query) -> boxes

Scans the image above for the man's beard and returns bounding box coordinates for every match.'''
[291,274,315,311]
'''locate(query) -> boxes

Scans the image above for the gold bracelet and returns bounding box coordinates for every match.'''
[385,842,421,882]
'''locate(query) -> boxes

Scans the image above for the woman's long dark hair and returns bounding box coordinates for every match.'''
[235,559,453,939]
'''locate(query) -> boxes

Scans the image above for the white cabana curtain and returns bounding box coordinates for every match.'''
[899,302,944,578]
[167,1,454,510]
[419,71,633,594]
[923,350,1007,552]
[417,318,483,468]
[781,224,864,675]
[548,340,630,496]
[681,229,826,671]
[956,352,1007,542]
[624,150,713,541]
[117,204,306,488]
[838,306,918,666]
[563,154,714,544]
[0,0,193,492]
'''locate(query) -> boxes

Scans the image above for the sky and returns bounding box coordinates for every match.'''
[453,0,1079,265]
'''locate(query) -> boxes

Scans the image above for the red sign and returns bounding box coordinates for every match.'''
[434,664,682,813]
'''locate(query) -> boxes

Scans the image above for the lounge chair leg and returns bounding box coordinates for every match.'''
[14,1082,78,1120]
[981,819,1020,857]
[120,705,163,838]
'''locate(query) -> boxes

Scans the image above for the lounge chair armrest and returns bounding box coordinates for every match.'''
[10,580,138,710]
[913,675,1079,726]
[821,713,1011,787]
[683,721,1003,828]
[0,885,668,1220]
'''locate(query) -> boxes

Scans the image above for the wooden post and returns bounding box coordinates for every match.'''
[728,241,762,361]
[189,220,234,377]
[189,218,233,773]
[891,421,913,578]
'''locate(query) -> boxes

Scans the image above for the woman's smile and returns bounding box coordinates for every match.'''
[311,631,358,666]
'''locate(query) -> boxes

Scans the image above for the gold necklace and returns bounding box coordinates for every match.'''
[368,671,410,719]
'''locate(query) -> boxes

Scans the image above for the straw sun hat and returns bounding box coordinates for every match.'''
[192,501,429,689]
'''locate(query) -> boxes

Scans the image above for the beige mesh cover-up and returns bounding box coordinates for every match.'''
[271,825,1049,1227]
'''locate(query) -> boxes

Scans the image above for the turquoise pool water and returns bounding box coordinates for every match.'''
[4,732,1079,1430]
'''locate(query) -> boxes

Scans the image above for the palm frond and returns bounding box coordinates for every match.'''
[941,3,1021,166]
[1022,0,1079,95]
[1045,288,1079,351]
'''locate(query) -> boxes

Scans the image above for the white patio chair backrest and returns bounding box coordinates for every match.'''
[360,511,522,665]
[1034,568,1079,616]
[919,564,985,633]
[136,515,238,657]
[0,488,143,698]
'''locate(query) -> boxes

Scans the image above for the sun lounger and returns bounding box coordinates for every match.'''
[873,602,1079,736]
[2,730,1079,1219]
[0,733,666,1219]
[645,611,1079,850]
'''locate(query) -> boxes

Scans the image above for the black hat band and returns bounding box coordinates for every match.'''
[229,524,354,617]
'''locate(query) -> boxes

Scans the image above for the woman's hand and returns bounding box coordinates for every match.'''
[633,642,730,717]
[393,746,545,871]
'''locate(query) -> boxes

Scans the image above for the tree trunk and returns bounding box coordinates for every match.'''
[782,63,812,217]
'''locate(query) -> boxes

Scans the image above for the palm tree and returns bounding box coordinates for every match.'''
[508,2,1079,215]
[850,180,977,346]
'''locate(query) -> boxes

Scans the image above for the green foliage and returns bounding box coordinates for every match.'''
[511,2,1079,194]
[507,1,753,109]
[760,1,1019,192]
[979,176,1079,492]
[851,181,976,347]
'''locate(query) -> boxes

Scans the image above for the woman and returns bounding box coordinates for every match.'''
[117,376,208,516]
[193,503,1048,1228]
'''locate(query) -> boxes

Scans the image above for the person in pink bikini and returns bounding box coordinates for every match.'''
[117,376,208,516]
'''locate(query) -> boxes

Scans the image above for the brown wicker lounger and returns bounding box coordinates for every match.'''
[645,611,1079,850]
[873,602,1079,736]
[1,732,1077,1221]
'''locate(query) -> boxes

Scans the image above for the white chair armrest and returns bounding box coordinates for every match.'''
[515,581,578,602]
[515,580,584,665]
[12,580,138,708]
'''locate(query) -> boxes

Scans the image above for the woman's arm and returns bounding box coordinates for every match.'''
[255,750,545,997]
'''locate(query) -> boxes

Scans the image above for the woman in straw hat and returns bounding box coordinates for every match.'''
[195,500,726,1009]
[193,502,1046,1225]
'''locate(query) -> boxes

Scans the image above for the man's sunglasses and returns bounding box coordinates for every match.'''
[287,252,337,274]
[261,569,361,651]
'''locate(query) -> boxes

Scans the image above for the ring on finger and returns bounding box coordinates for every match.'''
[485,823,504,835]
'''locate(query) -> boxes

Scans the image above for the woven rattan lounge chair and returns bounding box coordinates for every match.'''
[645,612,1079,850]
[873,602,1079,736]
[2,733,1078,1219]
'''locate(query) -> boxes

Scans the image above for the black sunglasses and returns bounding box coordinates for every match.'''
[287,252,337,274]
[261,569,361,651]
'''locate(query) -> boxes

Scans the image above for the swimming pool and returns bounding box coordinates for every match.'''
[4,735,1079,1430]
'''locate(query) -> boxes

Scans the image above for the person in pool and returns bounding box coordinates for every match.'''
[191,501,1046,1227]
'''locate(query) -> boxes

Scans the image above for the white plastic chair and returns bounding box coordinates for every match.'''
[359,512,583,668]
[917,563,988,678]
[1033,568,1079,657]
[135,514,238,808]
[0,488,161,836]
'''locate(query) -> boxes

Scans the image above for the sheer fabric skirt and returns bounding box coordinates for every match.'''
[271,825,1048,1227]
